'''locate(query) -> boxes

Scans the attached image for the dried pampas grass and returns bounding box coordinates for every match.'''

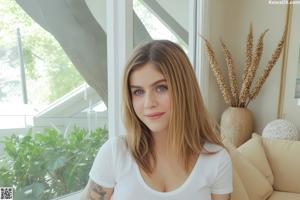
[220,39,239,107]
[239,29,269,107]
[201,24,286,108]
[242,23,253,83]
[200,36,232,105]
[248,31,286,105]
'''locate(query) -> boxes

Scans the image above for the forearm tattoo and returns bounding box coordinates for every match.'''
[88,181,107,200]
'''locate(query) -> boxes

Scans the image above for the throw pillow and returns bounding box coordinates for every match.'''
[223,139,273,200]
[262,136,300,193]
[238,133,274,185]
[230,167,250,200]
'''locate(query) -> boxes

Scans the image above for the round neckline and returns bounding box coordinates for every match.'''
[134,154,202,196]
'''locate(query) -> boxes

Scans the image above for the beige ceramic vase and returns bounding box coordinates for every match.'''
[220,107,253,147]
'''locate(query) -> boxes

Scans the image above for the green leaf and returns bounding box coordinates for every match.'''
[0,126,108,199]
[15,182,45,200]
[47,156,68,172]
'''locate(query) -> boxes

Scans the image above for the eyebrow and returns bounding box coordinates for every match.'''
[130,79,167,89]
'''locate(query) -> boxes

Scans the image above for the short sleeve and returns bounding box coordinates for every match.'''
[211,149,233,194]
[89,139,116,188]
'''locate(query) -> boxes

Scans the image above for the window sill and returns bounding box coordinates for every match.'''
[53,190,82,200]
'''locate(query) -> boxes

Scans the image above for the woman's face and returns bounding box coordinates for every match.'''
[129,63,171,135]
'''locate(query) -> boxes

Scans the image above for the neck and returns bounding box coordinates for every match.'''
[152,130,171,156]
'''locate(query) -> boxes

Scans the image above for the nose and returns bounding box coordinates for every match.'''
[144,91,158,108]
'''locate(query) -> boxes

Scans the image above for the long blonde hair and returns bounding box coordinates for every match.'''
[122,40,223,175]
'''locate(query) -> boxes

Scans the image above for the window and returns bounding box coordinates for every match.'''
[133,0,188,51]
[0,0,203,199]
[0,1,108,199]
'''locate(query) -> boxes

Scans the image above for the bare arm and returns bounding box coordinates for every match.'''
[211,193,231,200]
[80,179,114,200]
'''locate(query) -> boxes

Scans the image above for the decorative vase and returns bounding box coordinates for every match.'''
[220,107,253,147]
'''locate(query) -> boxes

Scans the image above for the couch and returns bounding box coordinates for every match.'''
[224,133,300,200]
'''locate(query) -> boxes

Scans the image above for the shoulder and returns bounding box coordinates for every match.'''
[102,135,129,157]
[102,134,127,148]
[106,134,132,162]
[92,135,130,166]
[202,142,231,163]
[201,143,233,189]
[109,135,133,179]
[203,142,226,153]
[205,143,233,194]
[91,135,132,182]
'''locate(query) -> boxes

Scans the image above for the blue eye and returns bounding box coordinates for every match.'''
[133,89,144,96]
[156,85,168,93]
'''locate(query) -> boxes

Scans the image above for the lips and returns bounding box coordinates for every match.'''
[145,112,165,119]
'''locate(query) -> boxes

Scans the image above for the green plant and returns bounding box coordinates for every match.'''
[0,126,108,200]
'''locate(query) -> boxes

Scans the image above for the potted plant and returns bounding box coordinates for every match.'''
[201,24,286,146]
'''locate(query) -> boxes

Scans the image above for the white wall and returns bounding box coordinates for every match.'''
[283,5,300,131]
[206,0,287,133]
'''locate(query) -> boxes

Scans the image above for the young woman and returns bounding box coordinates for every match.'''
[81,40,232,200]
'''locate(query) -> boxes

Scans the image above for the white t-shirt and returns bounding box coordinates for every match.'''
[89,136,233,200]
